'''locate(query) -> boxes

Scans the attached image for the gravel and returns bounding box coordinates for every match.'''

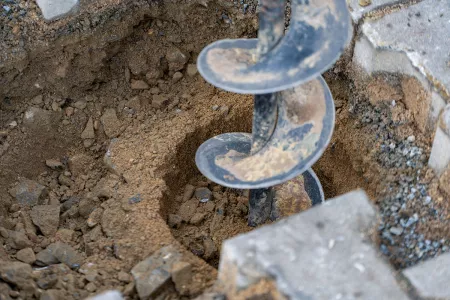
[351,96,449,268]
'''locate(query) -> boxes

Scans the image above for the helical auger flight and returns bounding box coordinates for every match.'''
[195,0,351,226]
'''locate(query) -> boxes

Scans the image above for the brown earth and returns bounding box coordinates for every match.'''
[1,0,450,299]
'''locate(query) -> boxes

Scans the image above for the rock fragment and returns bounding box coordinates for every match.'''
[22,107,58,132]
[171,261,192,295]
[7,230,33,249]
[190,213,207,225]
[9,179,48,207]
[0,262,35,293]
[172,72,183,83]
[87,208,104,228]
[81,117,95,139]
[68,154,95,177]
[117,271,131,283]
[166,48,189,71]
[79,197,98,218]
[203,236,218,260]
[131,80,149,90]
[45,159,63,170]
[55,228,75,243]
[73,100,87,110]
[178,198,198,222]
[30,205,60,237]
[195,187,212,203]
[182,184,195,201]
[131,246,181,299]
[40,289,63,300]
[186,64,198,77]
[168,214,182,228]
[152,94,169,109]
[101,207,126,238]
[16,248,36,264]
[101,109,121,138]
[31,95,44,105]
[36,242,83,269]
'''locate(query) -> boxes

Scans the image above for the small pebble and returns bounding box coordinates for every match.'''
[390,226,403,236]
[407,135,415,142]
[358,0,372,6]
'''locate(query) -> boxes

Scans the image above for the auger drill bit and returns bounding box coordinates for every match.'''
[196,0,351,226]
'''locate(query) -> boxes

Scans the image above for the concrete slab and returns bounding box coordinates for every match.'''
[347,0,399,22]
[403,252,450,299]
[440,104,450,136]
[36,0,79,21]
[361,0,450,100]
[429,127,450,176]
[218,190,410,299]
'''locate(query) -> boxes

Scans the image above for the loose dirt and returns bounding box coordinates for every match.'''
[1,0,450,299]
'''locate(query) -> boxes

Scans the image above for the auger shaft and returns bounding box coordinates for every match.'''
[248,0,286,227]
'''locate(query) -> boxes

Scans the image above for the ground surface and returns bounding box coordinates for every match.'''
[1,0,450,299]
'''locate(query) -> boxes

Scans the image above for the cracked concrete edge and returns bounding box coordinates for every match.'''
[349,0,450,175]
[216,190,413,299]
[351,34,446,129]
[347,0,422,24]
[402,252,450,299]
[361,24,449,102]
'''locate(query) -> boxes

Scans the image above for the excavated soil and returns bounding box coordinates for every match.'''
[1,0,450,299]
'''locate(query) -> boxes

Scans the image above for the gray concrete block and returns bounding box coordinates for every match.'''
[219,190,410,299]
[360,0,450,100]
[431,92,447,128]
[440,104,450,136]
[429,127,450,176]
[36,0,79,21]
[403,252,450,299]
[347,0,399,22]
[353,35,427,87]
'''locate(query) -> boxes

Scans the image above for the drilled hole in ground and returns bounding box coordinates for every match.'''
[160,74,369,269]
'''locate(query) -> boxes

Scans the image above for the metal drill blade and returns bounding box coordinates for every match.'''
[195,76,334,189]
[197,0,351,95]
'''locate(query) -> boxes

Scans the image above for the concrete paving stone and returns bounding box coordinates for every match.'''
[347,0,399,22]
[429,127,450,176]
[403,252,450,299]
[360,0,450,100]
[218,190,410,299]
[36,0,79,21]
[440,104,450,136]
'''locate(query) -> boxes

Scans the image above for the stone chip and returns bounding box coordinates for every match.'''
[30,205,60,237]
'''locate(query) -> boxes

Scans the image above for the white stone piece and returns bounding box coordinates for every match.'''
[87,291,124,300]
[36,0,79,21]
